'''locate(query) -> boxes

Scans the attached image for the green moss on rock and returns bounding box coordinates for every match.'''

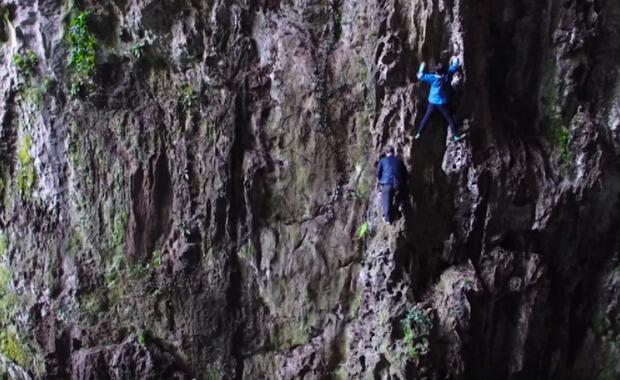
[16,135,36,200]
[0,330,28,368]
[112,211,128,250]
[0,233,6,258]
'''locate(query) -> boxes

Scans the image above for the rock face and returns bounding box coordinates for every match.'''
[0,0,619,379]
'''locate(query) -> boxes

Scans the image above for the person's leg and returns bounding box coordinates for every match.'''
[437,104,459,136]
[415,103,436,136]
[381,184,395,223]
[381,184,389,220]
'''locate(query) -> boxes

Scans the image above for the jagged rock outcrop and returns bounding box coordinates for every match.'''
[0,0,619,379]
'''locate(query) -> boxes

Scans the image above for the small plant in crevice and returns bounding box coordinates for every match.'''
[137,329,147,348]
[12,50,38,75]
[542,70,571,170]
[357,221,369,239]
[150,250,162,270]
[238,241,255,260]
[548,121,572,169]
[67,11,96,96]
[130,41,145,59]
[557,126,571,165]
[205,367,221,380]
[181,84,198,110]
[401,305,433,359]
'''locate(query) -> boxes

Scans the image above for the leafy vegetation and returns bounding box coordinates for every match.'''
[12,50,38,75]
[137,330,147,348]
[151,250,162,270]
[181,84,198,109]
[67,11,96,96]
[130,41,145,59]
[205,368,221,380]
[542,62,572,169]
[357,221,369,239]
[238,241,255,260]
[401,306,432,359]
[549,122,572,168]
[558,127,571,165]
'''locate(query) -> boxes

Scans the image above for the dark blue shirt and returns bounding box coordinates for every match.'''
[377,155,407,187]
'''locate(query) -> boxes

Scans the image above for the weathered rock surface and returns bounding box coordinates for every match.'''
[0,0,619,379]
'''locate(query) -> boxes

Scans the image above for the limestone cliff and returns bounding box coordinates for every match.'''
[0,0,619,379]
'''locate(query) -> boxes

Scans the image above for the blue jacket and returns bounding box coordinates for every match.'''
[377,155,407,188]
[417,63,459,105]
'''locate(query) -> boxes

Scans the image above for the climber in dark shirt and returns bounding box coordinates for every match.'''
[376,146,408,224]
[415,56,462,142]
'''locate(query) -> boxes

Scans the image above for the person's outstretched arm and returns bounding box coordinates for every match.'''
[448,56,460,74]
[416,62,433,83]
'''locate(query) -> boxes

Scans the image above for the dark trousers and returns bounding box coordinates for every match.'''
[416,103,458,136]
[381,184,405,222]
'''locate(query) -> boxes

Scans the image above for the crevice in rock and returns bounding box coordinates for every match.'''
[226,90,250,379]
[128,141,173,259]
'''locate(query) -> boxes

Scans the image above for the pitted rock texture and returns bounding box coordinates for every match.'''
[0,0,619,379]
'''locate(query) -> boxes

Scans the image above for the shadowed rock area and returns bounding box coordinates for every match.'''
[0,0,619,379]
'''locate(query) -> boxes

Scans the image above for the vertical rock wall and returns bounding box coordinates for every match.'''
[0,0,619,379]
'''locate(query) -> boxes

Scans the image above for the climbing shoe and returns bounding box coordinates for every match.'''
[414,133,421,140]
[452,134,462,142]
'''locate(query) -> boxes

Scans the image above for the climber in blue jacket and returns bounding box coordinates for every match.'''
[376,146,408,224]
[415,56,462,142]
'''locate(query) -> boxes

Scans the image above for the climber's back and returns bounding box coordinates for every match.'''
[377,154,406,187]
[417,61,459,105]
